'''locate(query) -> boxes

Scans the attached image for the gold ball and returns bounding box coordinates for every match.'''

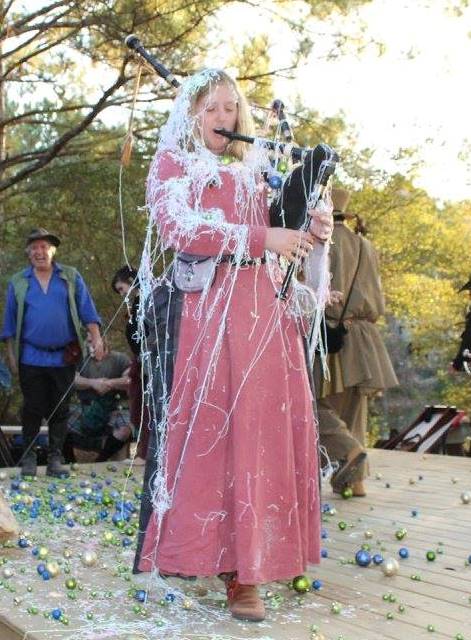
[81,551,98,567]
[63,549,72,559]
[182,599,193,610]
[45,561,60,577]
[38,546,49,560]
[381,558,399,577]
[364,530,373,539]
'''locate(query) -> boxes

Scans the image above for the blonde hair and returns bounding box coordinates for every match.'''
[189,70,254,161]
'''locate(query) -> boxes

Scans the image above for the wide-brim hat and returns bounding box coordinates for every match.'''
[332,187,356,219]
[458,275,471,292]
[26,228,61,247]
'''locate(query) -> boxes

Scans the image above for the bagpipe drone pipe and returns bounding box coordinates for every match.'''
[124,35,340,299]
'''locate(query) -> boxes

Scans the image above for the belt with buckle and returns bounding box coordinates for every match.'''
[219,255,267,267]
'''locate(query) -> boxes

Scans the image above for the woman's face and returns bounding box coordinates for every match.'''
[194,83,238,155]
[115,280,131,297]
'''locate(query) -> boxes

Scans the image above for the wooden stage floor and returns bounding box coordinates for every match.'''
[1,449,471,640]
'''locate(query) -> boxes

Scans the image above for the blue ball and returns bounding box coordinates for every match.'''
[18,538,29,548]
[268,174,282,189]
[372,554,384,565]
[312,579,323,590]
[321,528,328,539]
[135,590,147,602]
[51,608,62,620]
[32,547,39,557]
[165,592,176,602]
[467,554,471,564]
[321,548,328,558]
[66,519,75,528]
[355,550,372,567]
[42,570,51,581]
[411,509,418,517]
[37,563,46,575]
[399,547,409,559]
[322,503,331,513]
[122,538,132,547]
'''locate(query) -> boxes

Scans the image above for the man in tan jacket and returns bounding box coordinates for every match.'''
[314,189,398,497]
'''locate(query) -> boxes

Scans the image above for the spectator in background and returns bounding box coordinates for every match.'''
[112,265,149,465]
[1,228,103,477]
[68,333,132,462]
[310,189,398,497]
[450,274,471,373]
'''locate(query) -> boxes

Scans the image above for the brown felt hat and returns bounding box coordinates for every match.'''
[458,275,471,293]
[26,228,61,247]
[332,188,356,219]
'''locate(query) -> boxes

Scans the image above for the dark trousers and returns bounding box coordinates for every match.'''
[19,364,76,458]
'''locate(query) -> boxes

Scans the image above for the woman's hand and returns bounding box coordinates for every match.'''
[308,198,334,244]
[265,228,314,262]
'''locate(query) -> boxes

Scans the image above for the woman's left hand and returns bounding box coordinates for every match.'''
[308,199,334,244]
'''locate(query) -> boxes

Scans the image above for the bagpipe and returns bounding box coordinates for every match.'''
[124,35,339,300]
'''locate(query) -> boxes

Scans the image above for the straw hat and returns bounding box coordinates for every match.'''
[458,275,471,293]
[332,188,356,219]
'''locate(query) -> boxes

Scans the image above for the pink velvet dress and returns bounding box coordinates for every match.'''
[138,152,321,584]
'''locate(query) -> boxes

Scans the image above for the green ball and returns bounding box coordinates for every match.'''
[338,521,347,531]
[292,575,310,593]
[395,528,407,541]
[387,612,394,620]
[341,487,353,499]
[65,578,77,590]
[331,602,341,614]
[426,551,436,562]
[427,624,435,632]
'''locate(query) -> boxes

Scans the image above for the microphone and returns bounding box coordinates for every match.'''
[124,34,180,88]
[271,99,293,142]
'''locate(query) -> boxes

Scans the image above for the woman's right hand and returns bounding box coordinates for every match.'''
[265,228,315,262]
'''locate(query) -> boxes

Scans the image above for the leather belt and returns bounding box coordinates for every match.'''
[219,255,267,267]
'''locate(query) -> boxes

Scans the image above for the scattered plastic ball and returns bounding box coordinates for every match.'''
[65,578,77,590]
[355,550,372,567]
[373,554,384,565]
[51,608,62,620]
[312,579,322,590]
[395,528,407,540]
[292,575,310,593]
[427,624,435,632]
[338,521,347,531]
[398,547,409,559]
[331,602,341,614]
[381,558,399,577]
[81,551,98,567]
[426,551,436,562]
[341,486,353,499]
[461,492,471,504]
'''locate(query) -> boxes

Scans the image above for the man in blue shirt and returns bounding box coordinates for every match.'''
[1,228,103,477]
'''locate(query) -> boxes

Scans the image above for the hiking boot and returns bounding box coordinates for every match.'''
[331,447,367,494]
[351,480,367,497]
[21,451,37,477]
[226,576,265,622]
[46,452,70,478]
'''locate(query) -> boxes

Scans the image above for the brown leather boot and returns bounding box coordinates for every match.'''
[226,576,265,622]
[351,480,366,497]
[331,446,367,494]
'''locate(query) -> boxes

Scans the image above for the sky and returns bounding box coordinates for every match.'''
[216,0,471,202]
[14,0,471,203]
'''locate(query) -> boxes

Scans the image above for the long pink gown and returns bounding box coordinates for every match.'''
[138,152,321,584]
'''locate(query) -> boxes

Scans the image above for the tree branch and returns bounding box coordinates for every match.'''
[0,71,130,192]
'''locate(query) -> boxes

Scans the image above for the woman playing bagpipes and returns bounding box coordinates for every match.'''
[133,68,334,623]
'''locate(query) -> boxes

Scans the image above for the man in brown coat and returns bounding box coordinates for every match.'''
[313,189,398,496]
